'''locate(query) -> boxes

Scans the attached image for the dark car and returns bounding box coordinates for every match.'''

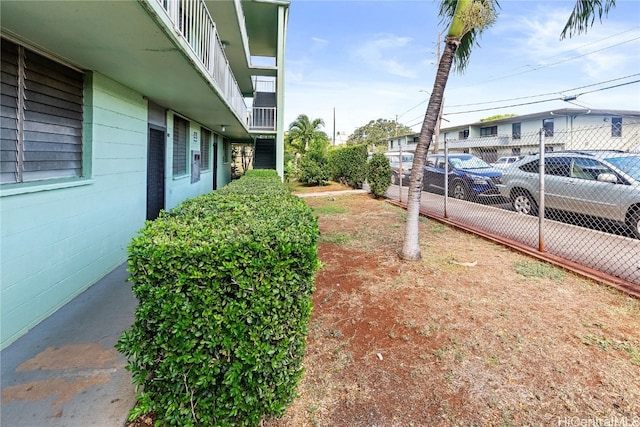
[423,154,503,201]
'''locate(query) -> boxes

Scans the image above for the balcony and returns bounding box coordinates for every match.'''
[156,0,247,124]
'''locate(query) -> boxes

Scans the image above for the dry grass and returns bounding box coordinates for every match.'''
[263,193,640,427]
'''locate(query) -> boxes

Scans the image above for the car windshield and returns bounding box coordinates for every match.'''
[451,157,492,169]
[605,156,640,181]
[389,155,413,163]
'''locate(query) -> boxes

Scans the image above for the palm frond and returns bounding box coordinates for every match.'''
[560,0,616,40]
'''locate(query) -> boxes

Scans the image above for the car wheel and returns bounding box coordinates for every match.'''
[450,181,468,200]
[512,190,537,215]
[628,210,640,239]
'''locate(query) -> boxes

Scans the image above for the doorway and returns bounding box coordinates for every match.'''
[147,127,166,220]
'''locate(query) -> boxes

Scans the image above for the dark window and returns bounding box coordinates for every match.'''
[543,118,554,137]
[458,130,469,140]
[223,138,230,163]
[512,123,521,140]
[545,157,571,177]
[173,116,188,176]
[520,160,539,174]
[611,117,622,138]
[1,38,84,184]
[200,127,211,170]
[480,126,497,136]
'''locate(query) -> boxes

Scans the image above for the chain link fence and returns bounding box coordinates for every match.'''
[391,119,640,288]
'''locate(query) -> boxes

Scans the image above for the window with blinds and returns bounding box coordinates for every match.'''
[1,38,84,184]
[173,115,188,176]
[200,127,211,170]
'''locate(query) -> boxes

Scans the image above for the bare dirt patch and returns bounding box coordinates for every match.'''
[262,193,640,427]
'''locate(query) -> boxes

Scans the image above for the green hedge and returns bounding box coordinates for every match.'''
[327,144,368,189]
[117,171,320,426]
[367,153,391,198]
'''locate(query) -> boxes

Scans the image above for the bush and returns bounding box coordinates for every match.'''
[298,154,330,186]
[327,144,368,189]
[117,172,320,426]
[367,153,391,198]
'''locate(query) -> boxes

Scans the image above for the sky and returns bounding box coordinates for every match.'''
[283,0,640,141]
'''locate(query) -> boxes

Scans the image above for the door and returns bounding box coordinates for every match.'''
[147,127,165,220]
[212,140,218,190]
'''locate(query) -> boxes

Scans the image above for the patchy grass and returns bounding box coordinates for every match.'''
[263,193,640,427]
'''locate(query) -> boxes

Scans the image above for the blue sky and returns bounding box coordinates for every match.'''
[283,0,640,139]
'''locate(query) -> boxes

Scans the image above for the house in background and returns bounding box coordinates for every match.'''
[385,109,640,162]
[0,0,289,349]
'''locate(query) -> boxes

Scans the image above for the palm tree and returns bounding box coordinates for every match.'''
[400,0,498,260]
[399,0,616,261]
[287,114,326,155]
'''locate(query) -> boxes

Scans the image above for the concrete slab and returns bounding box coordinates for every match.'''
[1,263,138,427]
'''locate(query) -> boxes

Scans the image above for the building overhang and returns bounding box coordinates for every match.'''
[1,0,287,143]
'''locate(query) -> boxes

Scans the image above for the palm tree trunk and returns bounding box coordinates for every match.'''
[399,38,459,260]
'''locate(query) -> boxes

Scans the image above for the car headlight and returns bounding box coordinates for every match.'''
[464,173,489,185]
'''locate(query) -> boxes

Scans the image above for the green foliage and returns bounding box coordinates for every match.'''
[298,155,330,186]
[327,144,368,189]
[286,114,327,155]
[367,153,391,198]
[346,118,413,147]
[479,113,518,122]
[116,173,320,426]
[298,134,331,186]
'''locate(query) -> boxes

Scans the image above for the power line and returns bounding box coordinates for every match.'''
[444,79,640,116]
[446,73,640,108]
[452,34,640,90]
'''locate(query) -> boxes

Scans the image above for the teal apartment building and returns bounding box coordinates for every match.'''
[0,0,289,349]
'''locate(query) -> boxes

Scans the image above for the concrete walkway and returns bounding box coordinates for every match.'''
[0,263,137,427]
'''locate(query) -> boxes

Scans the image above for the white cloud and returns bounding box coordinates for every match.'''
[352,33,419,78]
[311,36,329,50]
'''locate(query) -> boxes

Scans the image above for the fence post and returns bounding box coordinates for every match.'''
[444,141,449,218]
[538,128,546,252]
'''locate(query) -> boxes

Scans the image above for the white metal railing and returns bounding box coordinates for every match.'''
[157,0,248,125]
[252,77,276,93]
[249,107,277,131]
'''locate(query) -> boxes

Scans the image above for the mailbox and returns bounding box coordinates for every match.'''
[191,150,201,183]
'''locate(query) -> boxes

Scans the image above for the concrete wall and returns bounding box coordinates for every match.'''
[1,73,147,348]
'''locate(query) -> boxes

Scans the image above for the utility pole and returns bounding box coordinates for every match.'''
[333,107,336,145]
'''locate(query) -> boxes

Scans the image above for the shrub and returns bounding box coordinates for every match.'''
[117,172,320,427]
[327,144,368,189]
[298,154,330,186]
[367,153,391,198]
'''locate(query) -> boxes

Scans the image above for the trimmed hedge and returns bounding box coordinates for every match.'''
[117,171,319,426]
[367,153,391,198]
[327,144,368,189]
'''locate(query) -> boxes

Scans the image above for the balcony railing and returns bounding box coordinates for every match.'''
[249,107,277,131]
[157,0,247,126]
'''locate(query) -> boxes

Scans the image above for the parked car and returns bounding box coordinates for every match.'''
[423,154,504,201]
[384,152,414,186]
[491,156,524,168]
[497,151,640,238]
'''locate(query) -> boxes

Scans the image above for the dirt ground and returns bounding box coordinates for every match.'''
[128,190,640,427]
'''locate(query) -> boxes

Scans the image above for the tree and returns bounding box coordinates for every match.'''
[400,0,618,261]
[286,114,326,155]
[347,118,413,147]
[400,0,498,261]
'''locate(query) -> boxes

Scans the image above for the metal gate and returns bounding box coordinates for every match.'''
[146,127,165,220]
